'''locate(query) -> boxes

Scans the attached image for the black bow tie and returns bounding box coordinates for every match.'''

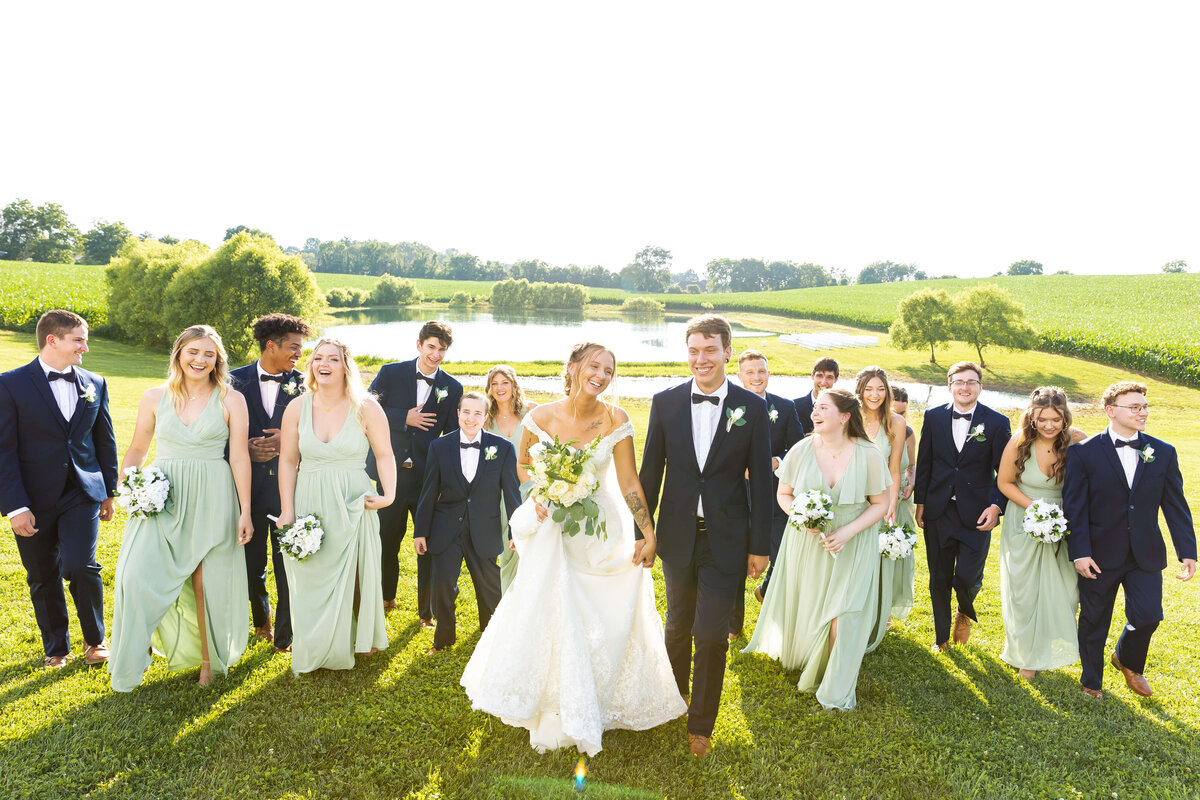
[47,370,75,383]
[460,441,481,450]
[952,410,972,421]
[260,373,287,383]
[417,373,436,385]
[1115,438,1142,450]
[692,393,720,406]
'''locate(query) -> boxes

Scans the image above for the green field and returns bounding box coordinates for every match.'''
[2,327,1199,799]
[313,272,627,304]
[0,261,109,331]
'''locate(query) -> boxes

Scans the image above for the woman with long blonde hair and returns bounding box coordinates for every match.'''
[275,338,396,674]
[110,325,254,690]
[483,364,538,593]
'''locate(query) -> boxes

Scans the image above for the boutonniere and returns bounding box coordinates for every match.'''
[282,378,300,396]
[1140,446,1155,463]
[80,383,97,403]
[484,445,497,461]
[434,387,448,404]
[768,405,779,423]
[969,423,986,442]
[726,405,747,432]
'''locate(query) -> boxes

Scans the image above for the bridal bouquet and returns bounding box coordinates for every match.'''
[1022,499,1070,544]
[277,514,325,561]
[116,465,171,518]
[525,435,606,539]
[879,522,919,560]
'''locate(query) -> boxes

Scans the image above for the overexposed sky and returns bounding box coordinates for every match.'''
[2,2,1197,277]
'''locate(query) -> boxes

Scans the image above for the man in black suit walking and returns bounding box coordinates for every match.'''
[414,392,521,654]
[915,361,1010,652]
[0,310,118,668]
[229,313,313,653]
[368,321,462,626]
[1064,381,1195,699]
[640,315,773,758]
[793,356,839,437]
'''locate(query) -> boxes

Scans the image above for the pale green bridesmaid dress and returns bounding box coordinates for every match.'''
[488,415,527,595]
[865,425,917,654]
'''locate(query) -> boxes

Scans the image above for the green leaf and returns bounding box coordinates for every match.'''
[552,506,567,523]
[582,498,599,517]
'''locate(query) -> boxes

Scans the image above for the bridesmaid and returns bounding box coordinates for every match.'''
[743,388,890,711]
[856,367,910,653]
[276,339,395,675]
[997,386,1086,679]
[109,325,253,691]
[890,387,917,620]
[483,364,537,594]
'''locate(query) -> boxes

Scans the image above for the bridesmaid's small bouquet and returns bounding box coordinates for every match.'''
[116,465,171,518]
[879,522,919,560]
[277,514,325,561]
[788,488,835,535]
[1022,500,1071,544]
[524,435,605,539]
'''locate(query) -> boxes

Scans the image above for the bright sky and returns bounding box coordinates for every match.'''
[3,2,1197,278]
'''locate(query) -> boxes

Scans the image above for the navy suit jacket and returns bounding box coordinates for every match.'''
[914,402,1010,528]
[793,392,816,437]
[764,392,804,519]
[367,358,462,481]
[415,432,521,558]
[0,359,118,514]
[640,381,774,569]
[229,362,305,513]
[1063,432,1196,571]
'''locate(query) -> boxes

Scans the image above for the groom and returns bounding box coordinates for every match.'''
[1064,381,1195,699]
[640,314,773,758]
[0,310,118,668]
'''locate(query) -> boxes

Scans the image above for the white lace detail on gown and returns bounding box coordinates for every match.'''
[460,413,685,756]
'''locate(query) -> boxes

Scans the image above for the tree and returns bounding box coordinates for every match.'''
[857,261,919,284]
[106,238,210,349]
[369,274,423,306]
[223,225,274,242]
[157,235,180,245]
[0,199,39,260]
[28,203,80,263]
[1006,260,1043,276]
[1162,259,1188,273]
[622,245,671,292]
[888,288,956,364]
[951,284,1038,368]
[81,219,132,264]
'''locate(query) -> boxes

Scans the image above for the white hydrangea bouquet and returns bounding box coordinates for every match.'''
[1022,499,1070,544]
[116,465,171,518]
[879,521,919,560]
[276,514,325,561]
[788,488,836,557]
[524,435,605,539]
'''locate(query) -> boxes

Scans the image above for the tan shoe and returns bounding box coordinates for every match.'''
[44,655,69,669]
[1110,653,1152,697]
[930,641,948,654]
[382,600,398,613]
[1081,686,1104,699]
[952,612,972,644]
[254,625,274,641]
[83,639,110,665]
[688,733,711,758]
[419,618,435,630]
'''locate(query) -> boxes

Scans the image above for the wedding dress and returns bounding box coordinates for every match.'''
[460,416,686,756]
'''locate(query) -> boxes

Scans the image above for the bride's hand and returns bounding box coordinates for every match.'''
[633,535,656,568]
[534,502,548,523]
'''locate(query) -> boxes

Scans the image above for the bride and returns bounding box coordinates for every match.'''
[460,342,687,756]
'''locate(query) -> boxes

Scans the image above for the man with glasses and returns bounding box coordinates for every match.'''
[915,361,1010,652]
[1063,382,1195,699]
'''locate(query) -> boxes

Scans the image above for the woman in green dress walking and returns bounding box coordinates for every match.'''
[276,339,395,675]
[997,386,1086,679]
[483,364,537,594]
[743,388,890,711]
[109,325,253,691]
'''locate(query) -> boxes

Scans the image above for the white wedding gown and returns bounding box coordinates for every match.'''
[460,417,687,756]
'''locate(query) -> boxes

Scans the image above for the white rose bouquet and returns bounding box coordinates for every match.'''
[116,465,171,518]
[788,488,837,556]
[1022,499,1070,544]
[524,435,605,539]
[879,522,919,560]
[276,514,325,561]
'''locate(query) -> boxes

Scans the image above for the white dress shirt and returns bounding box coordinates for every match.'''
[460,431,482,483]
[40,357,78,421]
[415,364,438,407]
[1108,427,1140,489]
[690,378,728,515]
[256,361,283,417]
[951,403,977,453]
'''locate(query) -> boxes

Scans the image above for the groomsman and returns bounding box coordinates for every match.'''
[369,321,462,626]
[730,349,803,636]
[1064,381,1195,699]
[229,313,313,653]
[0,310,118,668]
[915,361,1010,652]
[640,315,773,758]
[793,356,839,437]
[414,392,521,654]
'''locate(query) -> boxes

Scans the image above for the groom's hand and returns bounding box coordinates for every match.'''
[1074,557,1101,580]
[413,536,428,555]
[99,498,115,522]
[1178,558,1197,581]
[976,504,1000,531]
[747,554,769,579]
[9,510,37,537]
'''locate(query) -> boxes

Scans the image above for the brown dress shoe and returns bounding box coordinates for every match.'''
[382,600,398,613]
[952,612,972,644]
[274,645,292,654]
[419,618,435,629]
[44,655,69,669]
[754,584,765,604]
[254,625,274,641]
[1111,653,1152,697]
[688,733,711,758]
[1081,687,1104,699]
[930,641,948,653]
[83,640,110,665]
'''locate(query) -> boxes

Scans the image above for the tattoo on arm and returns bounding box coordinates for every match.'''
[624,491,653,534]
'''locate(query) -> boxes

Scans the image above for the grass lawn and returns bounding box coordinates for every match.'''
[1,326,1199,799]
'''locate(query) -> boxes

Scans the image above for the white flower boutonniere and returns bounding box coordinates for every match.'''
[768,405,779,423]
[282,378,300,396]
[484,445,497,461]
[434,387,448,404]
[80,384,97,403]
[1140,446,1155,463]
[726,405,747,432]
[969,423,986,442]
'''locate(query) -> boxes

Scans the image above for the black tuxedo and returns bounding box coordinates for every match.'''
[1063,431,1195,690]
[368,358,462,618]
[749,392,804,606]
[415,431,520,648]
[0,358,118,657]
[230,362,304,648]
[793,392,816,437]
[914,402,1010,644]
[640,379,772,737]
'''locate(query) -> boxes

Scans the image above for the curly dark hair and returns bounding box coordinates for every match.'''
[252,314,314,351]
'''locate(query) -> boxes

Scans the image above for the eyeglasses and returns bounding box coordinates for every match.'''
[1112,404,1150,413]
[949,380,981,388]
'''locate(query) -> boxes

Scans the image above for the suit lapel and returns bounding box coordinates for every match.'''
[454,438,473,492]
[244,366,270,431]
[419,365,442,414]
[703,389,735,473]
[268,369,303,426]
[1129,433,1148,493]
[1098,433,1130,494]
[26,360,69,432]
[951,406,976,464]
[67,373,90,434]
[676,383,699,472]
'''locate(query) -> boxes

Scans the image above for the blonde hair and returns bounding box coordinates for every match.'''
[306,338,369,421]
[484,364,528,428]
[563,342,616,397]
[854,366,898,452]
[166,325,230,410]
